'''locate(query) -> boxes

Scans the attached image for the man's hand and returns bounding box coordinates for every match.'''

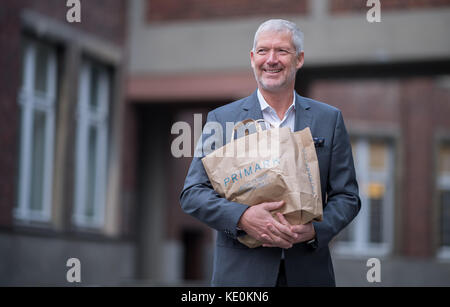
[237,201,299,249]
[262,212,316,248]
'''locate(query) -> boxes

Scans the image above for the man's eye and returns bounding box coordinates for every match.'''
[257,49,267,55]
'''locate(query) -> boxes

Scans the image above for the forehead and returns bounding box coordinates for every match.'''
[255,30,294,48]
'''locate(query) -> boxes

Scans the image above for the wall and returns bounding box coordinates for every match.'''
[128,0,450,75]
[0,0,131,286]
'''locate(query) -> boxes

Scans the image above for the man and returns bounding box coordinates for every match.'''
[180,19,360,286]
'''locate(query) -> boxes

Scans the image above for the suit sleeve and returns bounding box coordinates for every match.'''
[180,111,249,239]
[313,111,361,250]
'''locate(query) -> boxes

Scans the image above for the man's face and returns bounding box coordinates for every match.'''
[251,30,304,92]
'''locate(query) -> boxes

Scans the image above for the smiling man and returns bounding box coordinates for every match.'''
[180,19,361,287]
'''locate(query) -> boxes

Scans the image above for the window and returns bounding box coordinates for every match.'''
[15,39,57,222]
[334,138,395,256]
[73,60,110,228]
[437,142,450,259]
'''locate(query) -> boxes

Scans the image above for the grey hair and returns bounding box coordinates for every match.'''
[252,19,304,55]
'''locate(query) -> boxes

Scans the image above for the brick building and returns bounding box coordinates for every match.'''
[0,0,133,285]
[1,0,450,286]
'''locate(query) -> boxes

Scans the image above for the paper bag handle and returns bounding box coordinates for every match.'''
[231,119,272,140]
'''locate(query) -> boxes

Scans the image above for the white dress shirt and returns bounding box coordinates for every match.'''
[257,89,296,132]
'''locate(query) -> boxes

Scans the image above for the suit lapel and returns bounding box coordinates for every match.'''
[241,90,263,121]
[294,93,313,132]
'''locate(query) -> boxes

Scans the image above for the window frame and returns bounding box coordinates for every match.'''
[14,10,124,236]
[435,135,450,260]
[72,59,110,229]
[15,38,57,223]
[333,136,396,257]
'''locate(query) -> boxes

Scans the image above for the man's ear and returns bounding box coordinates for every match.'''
[250,50,255,69]
[296,51,305,70]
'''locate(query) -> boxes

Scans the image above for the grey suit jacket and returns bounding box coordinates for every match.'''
[180,90,361,286]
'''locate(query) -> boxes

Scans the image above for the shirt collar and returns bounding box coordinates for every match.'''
[257,89,296,113]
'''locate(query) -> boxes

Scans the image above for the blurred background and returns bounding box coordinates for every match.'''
[1,0,450,286]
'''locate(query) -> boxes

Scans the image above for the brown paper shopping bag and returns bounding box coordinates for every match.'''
[201,119,322,248]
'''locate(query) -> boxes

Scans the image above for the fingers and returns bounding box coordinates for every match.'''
[289,222,316,243]
[261,231,292,249]
[291,222,312,234]
[277,212,290,226]
[262,201,285,211]
[275,213,295,235]
[261,215,316,248]
[267,222,298,243]
[262,221,295,249]
[247,201,309,248]
[270,213,298,241]
[259,211,298,247]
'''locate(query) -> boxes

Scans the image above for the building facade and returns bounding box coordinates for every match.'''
[126,0,450,286]
[1,0,450,286]
[0,0,133,285]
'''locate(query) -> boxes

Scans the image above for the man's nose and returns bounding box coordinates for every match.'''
[266,50,279,64]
